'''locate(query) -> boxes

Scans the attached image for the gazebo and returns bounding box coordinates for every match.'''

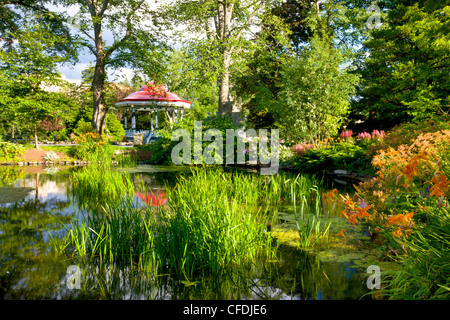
[115,81,192,144]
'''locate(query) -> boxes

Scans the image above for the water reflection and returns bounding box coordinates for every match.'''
[0,166,371,300]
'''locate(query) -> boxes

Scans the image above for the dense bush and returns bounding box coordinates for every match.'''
[285,131,383,175]
[138,114,238,165]
[73,120,95,136]
[72,132,114,162]
[0,141,26,160]
[105,112,125,141]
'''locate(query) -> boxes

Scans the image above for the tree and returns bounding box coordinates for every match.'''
[0,20,71,148]
[0,0,78,61]
[160,0,277,117]
[351,0,450,129]
[277,35,359,143]
[65,0,166,134]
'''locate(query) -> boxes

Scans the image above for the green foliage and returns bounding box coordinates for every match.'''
[73,120,95,136]
[291,141,373,174]
[353,2,450,129]
[138,114,237,165]
[0,18,74,147]
[0,141,26,160]
[105,113,125,141]
[278,35,359,143]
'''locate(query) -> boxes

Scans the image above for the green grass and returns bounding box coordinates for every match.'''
[69,164,135,209]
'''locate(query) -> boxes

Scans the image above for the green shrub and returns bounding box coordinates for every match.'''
[0,141,26,160]
[73,120,95,136]
[49,129,69,141]
[292,141,373,174]
[72,132,114,163]
[138,114,238,165]
[105,112,125,141]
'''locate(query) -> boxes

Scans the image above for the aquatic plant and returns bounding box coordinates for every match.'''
[62,169,328,278]
[115,151,138,168]
[69,165,135,209]
[290,184,331,248]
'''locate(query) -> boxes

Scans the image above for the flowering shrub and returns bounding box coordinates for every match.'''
[0,142,25,160]
[330,129,450,249]
[371,130,385,139]
[291,143,315,156]
[288,129,386,174]
[73,132,114,162]
[357,131,371,140]
[340,129,352,140]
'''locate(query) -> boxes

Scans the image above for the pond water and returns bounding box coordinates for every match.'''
[0,165,373,300]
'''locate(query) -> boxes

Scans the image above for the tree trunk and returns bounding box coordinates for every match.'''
[218,50,232,117]
[34,124,39,149]
[216,2,234,118]
[90,5,107,134]
[92,52,107,134]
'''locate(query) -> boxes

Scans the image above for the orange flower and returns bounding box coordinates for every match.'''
[402,157,419,181]
[393,228,403,238]
[324,189,338,200]
[338,229,346,237]
[346,214,359,224]
[354,205,372,219]
[430,173,450,197]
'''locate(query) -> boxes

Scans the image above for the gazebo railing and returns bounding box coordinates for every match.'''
[125,130,159,144]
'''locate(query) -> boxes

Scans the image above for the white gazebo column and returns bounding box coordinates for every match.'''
[180,109,184,121]
[123,109,127,130]
[150,110,154,133]
[131,107,136,132]
[155,108,159,131]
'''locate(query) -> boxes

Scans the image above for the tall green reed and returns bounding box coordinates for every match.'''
[69,164,135,209]
[62,168,329,278]
[290,182,331,248]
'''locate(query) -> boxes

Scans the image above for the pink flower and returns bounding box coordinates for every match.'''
[357,131,372,140]
[291,143,315,156]
[340,130,353,139]
[371,130,385,139]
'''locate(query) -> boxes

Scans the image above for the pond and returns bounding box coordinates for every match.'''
[0,165,376,300]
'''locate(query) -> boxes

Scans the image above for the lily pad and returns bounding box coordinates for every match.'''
[0,187,35,203]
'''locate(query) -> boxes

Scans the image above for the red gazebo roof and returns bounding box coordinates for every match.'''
[115,81,191,108]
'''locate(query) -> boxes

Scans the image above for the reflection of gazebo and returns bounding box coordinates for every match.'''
[115,81,191,144]
[135,190,167,206]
